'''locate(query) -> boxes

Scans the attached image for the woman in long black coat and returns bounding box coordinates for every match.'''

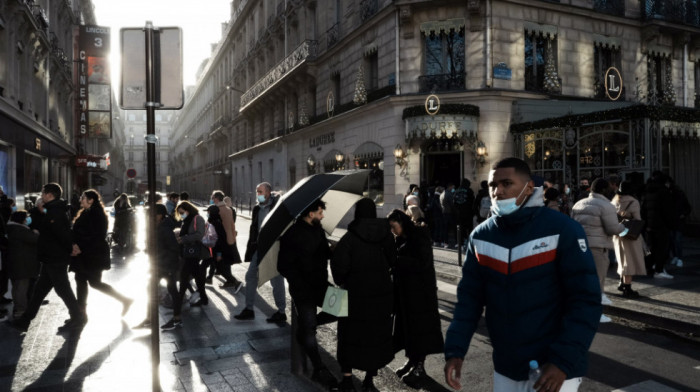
[331,199,396,392]
[6,210,39,319]
[387,209,444,382]
[71,189,132,317]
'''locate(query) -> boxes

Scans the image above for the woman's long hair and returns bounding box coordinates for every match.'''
[75,189,107,222]
[387,209,418,238]
[176,200,200,220]
[115,193,131,209]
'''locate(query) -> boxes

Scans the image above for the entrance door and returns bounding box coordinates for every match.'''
[423,152,462,188]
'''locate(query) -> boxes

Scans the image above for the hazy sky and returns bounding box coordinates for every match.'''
[91,0,231,88]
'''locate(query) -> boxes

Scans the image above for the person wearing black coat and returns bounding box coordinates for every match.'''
[641,172,675,278]
[331,199,396,392]
[387,209,444,384]
[277,199,339,390]
[71,190,133,317]
[12,183,85,332]
[6,210,39,319]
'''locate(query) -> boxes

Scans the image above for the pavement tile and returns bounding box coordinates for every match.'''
[206,381,235,392]
[247,335,288,353]
[213,341,250,358]
[175,347,218,364]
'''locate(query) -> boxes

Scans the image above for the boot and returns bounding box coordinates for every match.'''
[617,276,624,292]
[395,359,415,378]
[621,284,640,299]
[362,377,379,392]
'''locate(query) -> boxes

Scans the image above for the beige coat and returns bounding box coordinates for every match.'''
[572,192,626,249]
[612,195,647,276]
[216,201,237,245]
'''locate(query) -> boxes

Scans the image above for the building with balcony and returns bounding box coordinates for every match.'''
[170,0,700,221]
[121,110,175,197]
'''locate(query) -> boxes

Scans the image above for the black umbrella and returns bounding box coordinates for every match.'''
[256,169,371,287]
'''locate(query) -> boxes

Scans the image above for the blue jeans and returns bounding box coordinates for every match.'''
[670,230,683,259]
[244,251,286,312]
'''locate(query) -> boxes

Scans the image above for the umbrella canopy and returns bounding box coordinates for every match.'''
[256,169,371,287]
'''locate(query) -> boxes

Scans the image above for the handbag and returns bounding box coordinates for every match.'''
[621,218,644,241]
[202,222,218,248]
[322,286,349,317]
[181,217,204,258]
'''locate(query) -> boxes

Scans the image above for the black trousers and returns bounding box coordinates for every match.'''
[646,230,670,274]
[22,263,83,323]
[294,300,336,370]
[176,258,206,315]
[74,269,129,311]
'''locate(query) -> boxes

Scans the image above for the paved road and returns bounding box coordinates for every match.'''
[1,208,699,391]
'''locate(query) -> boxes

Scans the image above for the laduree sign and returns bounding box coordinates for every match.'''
[605,67,622,101]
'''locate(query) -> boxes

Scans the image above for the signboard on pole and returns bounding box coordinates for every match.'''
[78,25,112,138]
[120,27,184,110]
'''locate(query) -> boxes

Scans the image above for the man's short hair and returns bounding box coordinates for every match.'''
[179,191,189,200]
[591,178,610,194]
[42,183,62,199]
[301,198,326,218]
[168,192,179,200]
[492,157,531,179]
[211,190,225,201]
[257,182,272,192]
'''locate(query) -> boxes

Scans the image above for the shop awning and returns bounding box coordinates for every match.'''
[353,142,383,160]
[660,121,700,138]
[405,114,478,142]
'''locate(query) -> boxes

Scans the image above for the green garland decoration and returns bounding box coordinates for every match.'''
[402,103,480,120]
[510,104,700,133]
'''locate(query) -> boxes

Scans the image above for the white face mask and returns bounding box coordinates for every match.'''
[491,182,529,217]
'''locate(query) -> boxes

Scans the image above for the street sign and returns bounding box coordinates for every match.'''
[120,26,183,110]
[126,168,136,178]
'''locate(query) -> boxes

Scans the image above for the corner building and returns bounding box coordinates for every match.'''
[170,0,700,221]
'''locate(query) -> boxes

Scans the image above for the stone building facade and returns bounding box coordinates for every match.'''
[170,0,700,220]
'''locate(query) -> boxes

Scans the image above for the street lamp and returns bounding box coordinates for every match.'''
[393,144,407,168]
[225,85,245,93]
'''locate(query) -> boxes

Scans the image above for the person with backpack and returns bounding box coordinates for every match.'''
[473,180,491,224]
[453,179,475,249]
[428,187,446,247]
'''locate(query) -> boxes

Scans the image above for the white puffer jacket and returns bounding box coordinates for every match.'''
[571,192,625,249]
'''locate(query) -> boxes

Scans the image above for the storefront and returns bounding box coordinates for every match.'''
[511,104,700,222]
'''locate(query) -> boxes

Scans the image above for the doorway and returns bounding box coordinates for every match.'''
[423,152,462,188]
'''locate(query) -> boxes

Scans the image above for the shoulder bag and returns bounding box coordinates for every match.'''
[619,201,644,241]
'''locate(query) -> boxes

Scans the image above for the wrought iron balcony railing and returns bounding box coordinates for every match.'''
[418,72,466,93]
[240,40,318,108]
[641,0,700,27]
[594,0,625,16]
[360,0,378,22]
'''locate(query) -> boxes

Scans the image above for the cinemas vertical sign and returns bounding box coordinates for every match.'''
[78,25,112,139]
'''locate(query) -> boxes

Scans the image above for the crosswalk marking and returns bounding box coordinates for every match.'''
[612,380,682,391]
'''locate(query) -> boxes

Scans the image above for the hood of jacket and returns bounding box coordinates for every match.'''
[348,218,391,244]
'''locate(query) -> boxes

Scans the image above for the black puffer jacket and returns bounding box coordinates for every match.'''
[37,199,73,264]
[277,219,331,306]
[157,215,180,273]
[641,181,673,233]
[71,206,110,272]
[331,218,396,371]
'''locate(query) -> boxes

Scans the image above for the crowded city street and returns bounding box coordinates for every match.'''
[0,205,698,391]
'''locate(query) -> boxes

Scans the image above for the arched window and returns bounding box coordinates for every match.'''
[353,142,384,205]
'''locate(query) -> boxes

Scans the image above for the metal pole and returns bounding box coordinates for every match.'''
[145,21,161,392]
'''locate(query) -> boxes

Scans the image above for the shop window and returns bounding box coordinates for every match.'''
[648,54,675,105]
[525,33,560,93]
[353,142,384,205]
[323,149,345,172]
[0,145,11,194]
[594,45,622,99]
[420,27,465,93]
[24,153,45,193]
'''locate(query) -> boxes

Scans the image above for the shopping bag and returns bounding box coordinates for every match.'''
[202,222,218,248]
[322,286,348,317]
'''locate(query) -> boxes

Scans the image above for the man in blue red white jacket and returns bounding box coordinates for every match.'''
[444,157,601,392]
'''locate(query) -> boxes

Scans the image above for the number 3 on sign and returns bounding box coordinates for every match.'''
[94,37,103,48]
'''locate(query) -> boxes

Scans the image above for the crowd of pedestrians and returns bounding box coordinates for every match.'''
[0,156,692,392]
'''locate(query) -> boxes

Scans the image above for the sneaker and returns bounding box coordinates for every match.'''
[601,294,613,306]
[233,281,243,294]
[312,367,339,390]
[58,317,87,332]
[234,308,255,320]
[395,360,415,378]
[266,311,287,323]
[654,270,674,279]
[189,291,200,304]
[160,318,182,330]
[600,314,612,323]
[190,298,208,307]
[205,277,213,284]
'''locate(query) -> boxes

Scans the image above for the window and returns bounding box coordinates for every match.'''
[353,142,384,205]
[594,45,622,99]
[420,27,465,92]
[648,54,675,105]
[525,33,560,93]
[332,73,341,106]
[366,52,379,91]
